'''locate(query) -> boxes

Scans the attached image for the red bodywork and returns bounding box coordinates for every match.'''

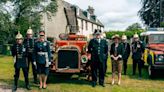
[50,34,89,73]
[148,43,164,54]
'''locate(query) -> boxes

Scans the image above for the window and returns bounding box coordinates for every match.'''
[92,24,93,32]
[86,21,88,30]
[81,20,83,30]
[149,34,164,43]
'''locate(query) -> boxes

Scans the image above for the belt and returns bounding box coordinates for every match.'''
[17,54,23,59]
[37,52,47,55]
[28,48,34,53]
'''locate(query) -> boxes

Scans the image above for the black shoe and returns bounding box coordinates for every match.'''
[100,84,105,87]
[26,85,31,90]
[92,82,96,87]
[13,85,17,91]
[138,76,142,80]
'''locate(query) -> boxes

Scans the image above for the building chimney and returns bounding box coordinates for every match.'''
[87,6,94,15]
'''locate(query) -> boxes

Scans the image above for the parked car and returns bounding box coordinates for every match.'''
[140,28,164,78]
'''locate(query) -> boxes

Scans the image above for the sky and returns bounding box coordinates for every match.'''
[64,0,143,31]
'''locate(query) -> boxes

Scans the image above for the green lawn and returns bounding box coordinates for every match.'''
[0,55,164,92]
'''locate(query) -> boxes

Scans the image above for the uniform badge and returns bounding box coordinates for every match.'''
[43,42,47,46]
[137,44,141,48]
[23,48,26,52]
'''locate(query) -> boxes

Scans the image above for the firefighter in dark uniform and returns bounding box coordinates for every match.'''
[101,32,109,74]
[121,35,130,75]
[11,32,31,91]
[110,34,123,85]
[132,33,145,78]
[35,30,51,89]
[24,27,38,84]
[88,29,108,87]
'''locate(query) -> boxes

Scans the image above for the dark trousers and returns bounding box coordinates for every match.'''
[27,55,37,81]
[132,59,142,77]
[123,59,128,75]
[104,58,108,74]
[91,58,105,85]
[14,67,29,86]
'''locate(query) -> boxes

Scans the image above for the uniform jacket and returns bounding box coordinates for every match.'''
[110,43,124,60]
[132,41,145,60]
[122,42,130,60]
[88,38,108,63]
[34,40,51,65]
[24,37,36,61]
[11,43,28,68]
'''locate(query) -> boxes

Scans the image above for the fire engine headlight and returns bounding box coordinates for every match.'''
[81,55,88,63]
[156,55,164,62]
[158,55,163,61]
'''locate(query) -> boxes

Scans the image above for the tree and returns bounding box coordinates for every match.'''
[0,3,14,44]
[139,0,161,27]
[0,0,58,44]
[106,29,144,39]
[126,23,142,31]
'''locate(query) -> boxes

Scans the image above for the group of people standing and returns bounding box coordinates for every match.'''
[11,28,145,91]
[88,29,145,87]
[11,28,51,91]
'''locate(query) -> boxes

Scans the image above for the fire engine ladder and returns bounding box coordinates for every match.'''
[64,7,78,34]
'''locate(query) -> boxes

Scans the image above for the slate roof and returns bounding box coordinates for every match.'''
[62,1,104,27]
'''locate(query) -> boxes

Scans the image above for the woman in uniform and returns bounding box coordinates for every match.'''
[35,30,51,89]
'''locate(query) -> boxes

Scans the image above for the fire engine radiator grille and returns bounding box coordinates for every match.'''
[58,50,79,69]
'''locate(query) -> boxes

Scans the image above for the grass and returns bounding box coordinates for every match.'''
[0,55,164,92]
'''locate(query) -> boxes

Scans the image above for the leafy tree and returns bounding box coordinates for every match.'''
[126,23,142,31]
[0,4,14,44]
[106,30,144,39]
[0,0,58,44]
[139,0,161,27]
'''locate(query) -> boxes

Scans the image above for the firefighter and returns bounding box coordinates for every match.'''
[11,32,31,91]
[121,35,130,75]
[110,34,123,85]
[132,33,145,78]
[34,30,51,89]
[88,29,108,87]
[24,27,38,84]
[101,32,109,74]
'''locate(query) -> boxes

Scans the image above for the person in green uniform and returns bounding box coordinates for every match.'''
[88,29,108,87]
[121,35,130,75]
[132,33,145,78]
[24,27,38,84]
[110,34,123,85]
[34,30,51,89]
[11,32,31,91]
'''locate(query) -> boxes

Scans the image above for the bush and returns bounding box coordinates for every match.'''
[106,29,145,39]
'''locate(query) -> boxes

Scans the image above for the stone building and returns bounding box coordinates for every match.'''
[44,0,104,40]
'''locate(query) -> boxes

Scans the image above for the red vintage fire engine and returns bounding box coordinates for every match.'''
[49,7,92,80]
[50,33,91,75]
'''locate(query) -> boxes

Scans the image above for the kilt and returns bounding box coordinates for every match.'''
[112,60,122,73]
[37,63,49,75]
